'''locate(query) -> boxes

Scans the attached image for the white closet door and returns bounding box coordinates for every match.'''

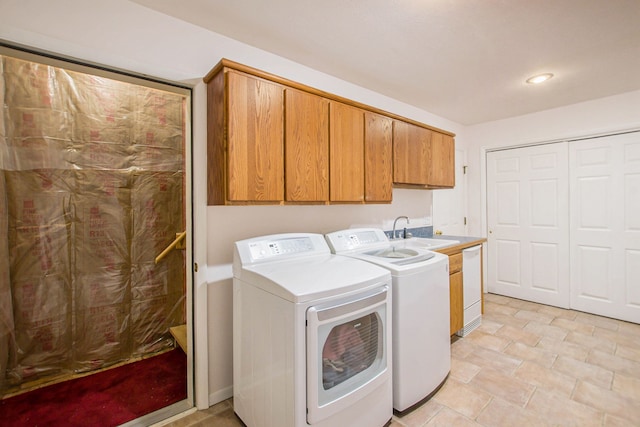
[570,132,640,323]
[487,143,570,308]
[433,148,466,235]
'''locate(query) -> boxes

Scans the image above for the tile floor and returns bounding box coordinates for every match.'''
[161,293,640,427]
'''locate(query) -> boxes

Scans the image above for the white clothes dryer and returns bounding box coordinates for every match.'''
[232,233,393,427]
[325,228,451,412]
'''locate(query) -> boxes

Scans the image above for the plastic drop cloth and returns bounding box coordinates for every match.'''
[0,54,187,391]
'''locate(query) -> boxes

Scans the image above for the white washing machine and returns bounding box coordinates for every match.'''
[232,233,393,427]
[325,228,450,412]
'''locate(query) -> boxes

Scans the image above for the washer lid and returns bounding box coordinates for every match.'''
[235,254,390,303]
[362,247,436,265]
[326,228,448,274]
[344,250,448,275]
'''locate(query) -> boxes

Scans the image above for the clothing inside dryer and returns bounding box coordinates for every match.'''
[321,313,379,389]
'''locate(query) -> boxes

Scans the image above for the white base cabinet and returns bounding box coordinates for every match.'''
[457,245,482,336]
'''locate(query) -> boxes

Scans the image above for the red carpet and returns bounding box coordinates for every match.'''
[0,349,187,427]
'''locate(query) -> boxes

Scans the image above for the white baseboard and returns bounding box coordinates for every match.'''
[209,385,234,407]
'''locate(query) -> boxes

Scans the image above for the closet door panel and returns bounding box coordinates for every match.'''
[487,143,570,308]
[569,132,640,323]
[488,132,640,323]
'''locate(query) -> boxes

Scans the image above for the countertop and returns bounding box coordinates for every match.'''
[384,226,486,254]
[431,235,487,255]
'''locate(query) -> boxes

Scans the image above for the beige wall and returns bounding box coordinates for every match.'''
[465,90,640,237]
[0,0,464,407]
[203,189,435,401]
[5,0,638,409]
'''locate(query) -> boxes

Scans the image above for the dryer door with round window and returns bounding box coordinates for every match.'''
[306,285,389,424]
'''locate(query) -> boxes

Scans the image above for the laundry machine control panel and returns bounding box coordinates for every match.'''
[235,233,331,266]
[326,228,389,252]
[249,237,313,259]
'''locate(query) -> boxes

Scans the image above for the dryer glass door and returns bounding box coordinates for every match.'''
[306,286,389,424]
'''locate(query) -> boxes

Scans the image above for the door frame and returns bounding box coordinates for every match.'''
[433,147,467,236]
[0,43,199,421]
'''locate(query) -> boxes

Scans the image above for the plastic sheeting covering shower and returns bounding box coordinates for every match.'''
[0,54,187,394]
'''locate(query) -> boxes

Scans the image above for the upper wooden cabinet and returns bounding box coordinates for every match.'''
[207,69,284,204]
[429,131,455,188]
[204,59,455,205]
[393,120,432,186]
[328,104,393,203]
[392,120,455,189]
[365,112,393,202]
[284,88,329,202]
[330,102,365,202]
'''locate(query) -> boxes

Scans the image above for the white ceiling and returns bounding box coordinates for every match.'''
[133,0,640,125]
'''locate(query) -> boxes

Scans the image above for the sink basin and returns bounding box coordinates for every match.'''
[362,246,437,265]
[392,237,460,250]
[364,247,420,259]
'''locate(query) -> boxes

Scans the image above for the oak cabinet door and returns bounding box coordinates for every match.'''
[207,71,226,205]
[329,102,364,202]
[227,71,284,202]
[449,271,464,335]
[206,59,456,204]
[392,120,432,185]
[285,89,329,202]
[364,112,393,202]
[429,132,455,187]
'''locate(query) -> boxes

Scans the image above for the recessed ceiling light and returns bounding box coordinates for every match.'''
[526,73,554,84]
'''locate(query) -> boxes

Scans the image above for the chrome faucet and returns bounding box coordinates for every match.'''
[392,216,410,239]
